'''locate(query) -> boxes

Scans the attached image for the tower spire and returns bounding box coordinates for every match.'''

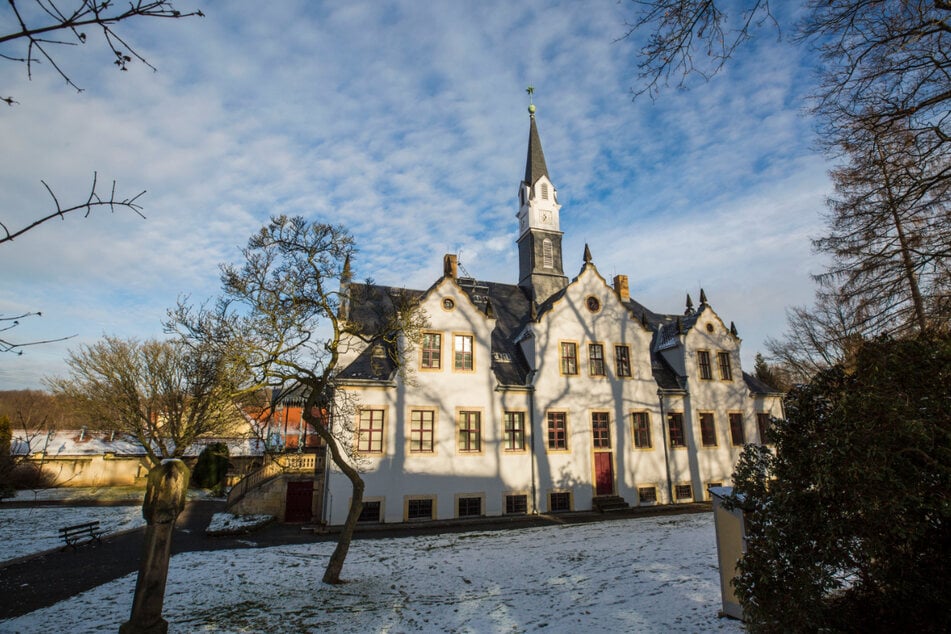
[524,86,549,187]
[517,90,567,304]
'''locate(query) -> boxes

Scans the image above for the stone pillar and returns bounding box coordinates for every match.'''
[120,459,190,634]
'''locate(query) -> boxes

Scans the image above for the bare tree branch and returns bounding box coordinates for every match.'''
[0,312,76,355]
[0,171,145,245]
[2,0,204,99]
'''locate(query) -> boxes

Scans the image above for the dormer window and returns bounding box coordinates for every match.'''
[541,182,549,200]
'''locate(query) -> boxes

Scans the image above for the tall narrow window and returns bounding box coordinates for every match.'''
[420,332,441,369]
[632,412,652,449]
[699,413,717,447]
[542,238,554,269]
[457,410,481,452]
[588,344,606,376]
[547,412,568,450]
[757,413,772,444]
[729,413,745,446]
[591,412,611,448]
[503,411,525,451]
[541,182,549,200]
[717,351,733,380]
[560,342,578,375]
[668,412,686,448]
[697,351,713,380]
[357,408,384,454]
[615,345,632,377]
[410,409,435,453]
[453,334,474,371]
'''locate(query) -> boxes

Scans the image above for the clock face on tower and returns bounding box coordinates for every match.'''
[541,212,551,224]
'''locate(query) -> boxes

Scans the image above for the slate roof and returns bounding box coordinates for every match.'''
[524,114,549,187]
[743,371,784,395]
[340,277,534,387]
[456,278,533,387]
[336,282,425,382]
[652,354,687,391]
[339,276,777,396]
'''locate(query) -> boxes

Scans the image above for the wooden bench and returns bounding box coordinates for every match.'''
[59,521,103,550]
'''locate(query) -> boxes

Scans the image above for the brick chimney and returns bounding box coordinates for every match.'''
[444,254,458,279]
[613,274,630,302]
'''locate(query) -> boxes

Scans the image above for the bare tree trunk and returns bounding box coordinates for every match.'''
[877,143,929,333]
[891,203,929,333]
[307,413,364,585]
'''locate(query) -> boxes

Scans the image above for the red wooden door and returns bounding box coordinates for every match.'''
[284,481,314,522]
[595,452,614,495]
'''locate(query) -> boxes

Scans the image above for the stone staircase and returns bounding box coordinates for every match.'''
[226,451,323,510]
[592,495,630,513]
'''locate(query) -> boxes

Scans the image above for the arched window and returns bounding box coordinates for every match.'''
[542,238,554,269]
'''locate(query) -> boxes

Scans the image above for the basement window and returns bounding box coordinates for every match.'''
[358,501,381,523]
[457,497,482,518]
[549,491,571,512]
[638,486,657,505]
[505,494,528,514]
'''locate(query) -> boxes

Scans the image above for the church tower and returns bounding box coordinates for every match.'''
[517,95,568,305]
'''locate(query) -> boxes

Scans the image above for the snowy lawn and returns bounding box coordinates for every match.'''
[1,512,742,633]
[0,505,146,563]
[5,486,146,504]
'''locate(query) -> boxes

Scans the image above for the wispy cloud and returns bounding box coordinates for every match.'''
[0,0,830,388]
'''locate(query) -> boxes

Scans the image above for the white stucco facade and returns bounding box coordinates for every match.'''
[321,109,783,525]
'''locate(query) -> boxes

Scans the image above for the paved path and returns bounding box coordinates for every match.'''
[0,499,286,619]
[0,500,709,620]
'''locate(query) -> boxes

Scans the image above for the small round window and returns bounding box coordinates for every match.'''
[706,323,715,333]
[586,296,601,313]
[442,298,455,311]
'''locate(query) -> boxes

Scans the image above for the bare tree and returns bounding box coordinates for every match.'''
[752,352,790,392]
[47,335,248,466]
[765,281,869,383]
[622,0,775,100]
[170,215,426,584]
[0,388,85,428]
[626,1,951,378]
[622,1,951,190]
[817,121,951,336]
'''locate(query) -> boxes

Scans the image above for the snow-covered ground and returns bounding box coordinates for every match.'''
[0,505,147,563]
[1,512,741,633]
[0,487,221,563]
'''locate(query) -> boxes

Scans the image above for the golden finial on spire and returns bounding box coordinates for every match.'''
[526,85,536,116]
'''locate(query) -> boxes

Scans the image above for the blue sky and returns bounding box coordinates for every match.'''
[0,1,831,390]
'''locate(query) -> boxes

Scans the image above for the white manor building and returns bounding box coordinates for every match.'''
[319,105,783,525]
